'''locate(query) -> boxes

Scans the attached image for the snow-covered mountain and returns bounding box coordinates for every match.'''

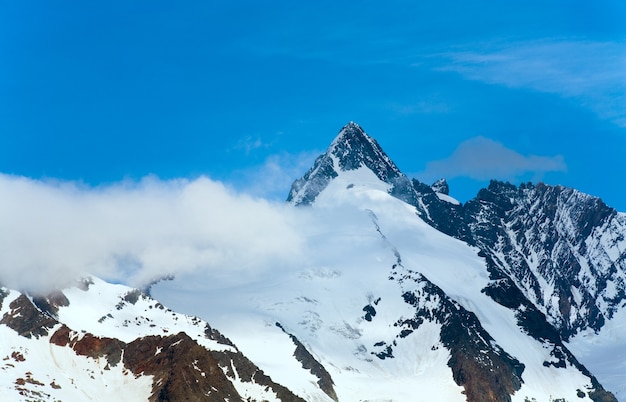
[1,122,624,401]
[405,177,626,340]
[0,277,304,401]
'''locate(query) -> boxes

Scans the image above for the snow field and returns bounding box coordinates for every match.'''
[153,167,613,401]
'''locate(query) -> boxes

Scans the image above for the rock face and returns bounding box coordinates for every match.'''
[409,179,626,340]
[124,332,241,402]
[0,294,58,338]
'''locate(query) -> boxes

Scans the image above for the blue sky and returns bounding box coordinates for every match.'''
[1,1,625,210]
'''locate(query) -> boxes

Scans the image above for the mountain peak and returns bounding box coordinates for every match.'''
[328,122,401,178]
[330,121,368,147]
[287,122,408,205]
[431,178,449,195]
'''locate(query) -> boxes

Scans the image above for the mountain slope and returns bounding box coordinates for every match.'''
[406,177,626,400]
[0,277,305,401]
[153,123,618,401]
[400,177,626,341]
[464,181,626,338]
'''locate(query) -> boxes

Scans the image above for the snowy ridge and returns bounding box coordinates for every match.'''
[0,278,305,401]
[0,288,152,402]
[282,125,621,401]
[56,277,236,349]
[396,174,625,398]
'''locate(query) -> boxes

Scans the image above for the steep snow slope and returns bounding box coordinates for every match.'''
[154,165,611,401]
[156,168,468,401]
[568,306,626,401]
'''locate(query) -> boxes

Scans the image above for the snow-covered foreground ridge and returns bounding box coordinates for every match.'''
[1,122,624,401]
[0,277,304,401]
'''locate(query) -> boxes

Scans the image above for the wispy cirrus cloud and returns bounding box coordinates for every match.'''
[438,39,626,127]
[416,136,566,183]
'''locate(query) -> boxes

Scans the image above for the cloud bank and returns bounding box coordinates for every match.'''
[0,137,567,295]
[0,174,305,293]
[417,136,566,183]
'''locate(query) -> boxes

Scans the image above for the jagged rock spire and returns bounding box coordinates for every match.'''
[286,122,411,205]
[328,122,403,181]
[431,178,449,195]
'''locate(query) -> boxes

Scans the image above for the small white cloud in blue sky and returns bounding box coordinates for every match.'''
[417,136,566,183]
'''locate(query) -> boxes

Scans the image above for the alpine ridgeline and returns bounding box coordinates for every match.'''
[288,122,626,340]
[282,121,624,401]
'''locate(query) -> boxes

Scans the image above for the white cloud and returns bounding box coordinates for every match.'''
[0,174,305,293]
[416,136,566,182]
[438,39,626,127]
